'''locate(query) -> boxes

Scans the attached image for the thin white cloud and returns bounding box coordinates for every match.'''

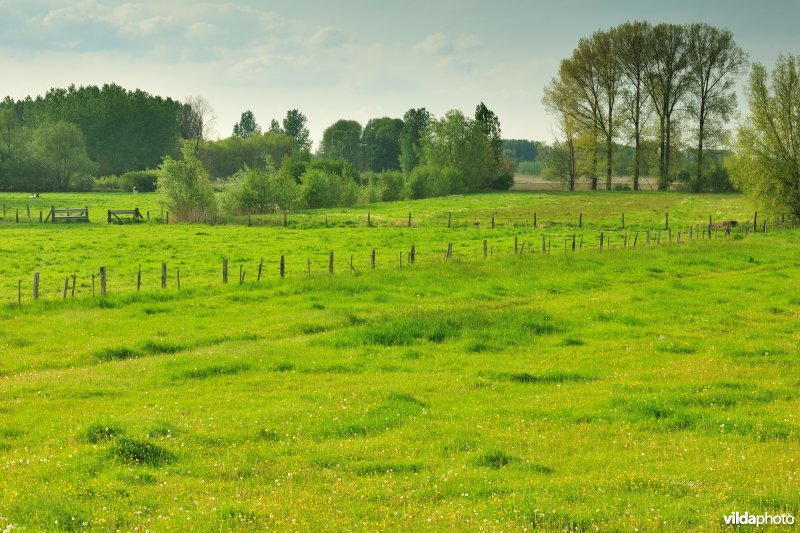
[414,33,451,55]
[307,27,353,48]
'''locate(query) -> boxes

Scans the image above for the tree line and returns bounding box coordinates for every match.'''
[543,21,747,192]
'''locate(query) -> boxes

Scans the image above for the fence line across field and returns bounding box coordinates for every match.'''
[9,218,796,306]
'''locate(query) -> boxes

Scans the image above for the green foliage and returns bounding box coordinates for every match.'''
[112,438,175,466]
[399,108,431,173]
[232,110,260,139]
[282,109,311,152]
[362,117,403,172]
[407,165,456,199]
[33,122,95,191]
[21,84,181,175]
[320,119,362,168]
[156,145,217,222]
[731,54,800,218]
[200,132,297,179]
[517,160,543,175]
[299,168,359,209]
[503,139,541,162]
[223,163,299,214]
[122,170,158,192]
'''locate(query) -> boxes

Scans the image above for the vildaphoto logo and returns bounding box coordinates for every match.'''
[723,512,795,527]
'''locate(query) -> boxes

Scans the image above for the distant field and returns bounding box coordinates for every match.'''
[513,173,665,191]
[1,191,799,530]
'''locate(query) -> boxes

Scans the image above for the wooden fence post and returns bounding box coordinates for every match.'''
[18,280,21,306]
[572,234,576,252]
[257,259,263,282]
[408,212,412,227]
[239,265,244,284]
[91,274,95,299]
[579,213,583,228]
[542,235,546,254]
[600,232,604,250]
[166,211,169,224]
[329,252,334,274]
[223,259,228,284]
[137,265,142,291]
[534,212,537,228]
[754,211,758,232]
[410,245,416,264]
[371,249,376,269]
[514,235,518,254]
[71,274,76,297]
[281,255,286,278]
[100,267,106,297]
[33,272,39,300]
[491,212,495,229]
[27,204,30,219]
[665,212,669,230]
[161,262,167,289]
[447,211,451,228]
[39,211,42,223]
[63,277,68,299]
[483,239,488,258]
[367,211,371,226]
[284,211,288,227]
[177,270,181,290]
[621,212,625,228]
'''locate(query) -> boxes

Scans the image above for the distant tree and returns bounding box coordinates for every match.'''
[616,21,653,190]
[474,102,503,165]
[282,109,311,151]
[33,122,94,191]
[0,102,19,159]
[502,139,540,162]
[320,119,363,168]
[686,23,747,189]
[268,119,283,133]
[644,23,692,189]
[200,131,297,179]
[362,117,403,172]
[157,145,216,222]
[233,110,261,138]
[399,108,431,173]
[730,54,800,218]
[182,95,216,155]
[422,110,493,193]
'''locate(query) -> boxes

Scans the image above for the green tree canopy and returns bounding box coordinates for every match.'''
[33,122,94,191]
[362,117,403,172]
[399,108,431,173]
[157,145,217,223]
[731,54,800,218]
[282,109,311,151]
[233,110,261,138]
[320,119,363,168]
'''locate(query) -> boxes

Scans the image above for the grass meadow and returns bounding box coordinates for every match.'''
[1,191,799,530]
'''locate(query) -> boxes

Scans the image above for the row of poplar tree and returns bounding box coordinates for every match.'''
[543,21,747,192]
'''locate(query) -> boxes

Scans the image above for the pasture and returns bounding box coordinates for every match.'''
[1,191,799,530]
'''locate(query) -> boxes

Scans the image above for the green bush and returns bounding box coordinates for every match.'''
[121,170,158,192]
[156,145,217,222]
[299,168,359,209]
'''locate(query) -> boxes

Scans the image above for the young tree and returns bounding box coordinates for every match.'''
[34,122,94,191]
[543,79,582,190]
[686,23,747,189]
[157,145,216,222]
[268,119,283,133]
[730,54,800,218]
[233,110,261,138]
[282,109,311,151]
[399,108,431,173]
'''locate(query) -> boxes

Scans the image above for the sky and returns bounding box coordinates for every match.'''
[0,0,798,149]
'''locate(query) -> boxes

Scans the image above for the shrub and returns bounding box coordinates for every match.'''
[156,145,217,222]
[121,170,158,192]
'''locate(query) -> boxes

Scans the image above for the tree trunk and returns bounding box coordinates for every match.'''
[606,135,613,191]
[633,86,641,191]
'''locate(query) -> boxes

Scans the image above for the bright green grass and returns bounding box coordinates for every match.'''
[1,191,799,530]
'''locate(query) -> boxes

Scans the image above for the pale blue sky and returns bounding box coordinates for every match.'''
[0,0,797,148]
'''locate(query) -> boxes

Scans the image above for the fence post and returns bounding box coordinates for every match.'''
[483,239,488,258]
[572,234,576,252]
[166,211,169,224]
[754,211,758,232]
[621,212,625,228]
[100,267,106,297]
[161,262,167,289]
[177,270,181,290]
[257,259,263,282]
[137,265,142,291]
[325,214,328,227]
[63,277,68,299]
[447,211,451,228]
[665,212,669,230]
[18,280,21,306]
[514,235,518,254]
[281,255,286,278]
[239,265,244,284]
[367,211,371,226]
[600,232,604,250]
[408,212,412,227]
[223,259,228,284]
[71,274,76,297]
[410,245,416,264]
[542,235,546,254]
[579,213,583,228]
[329,252,334,274]
[27,204,30,219]
[39,211,42,223]
[33,272,39,300]
[534,212,537,228]
[371,249,376,269]
[491,212,495,229]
